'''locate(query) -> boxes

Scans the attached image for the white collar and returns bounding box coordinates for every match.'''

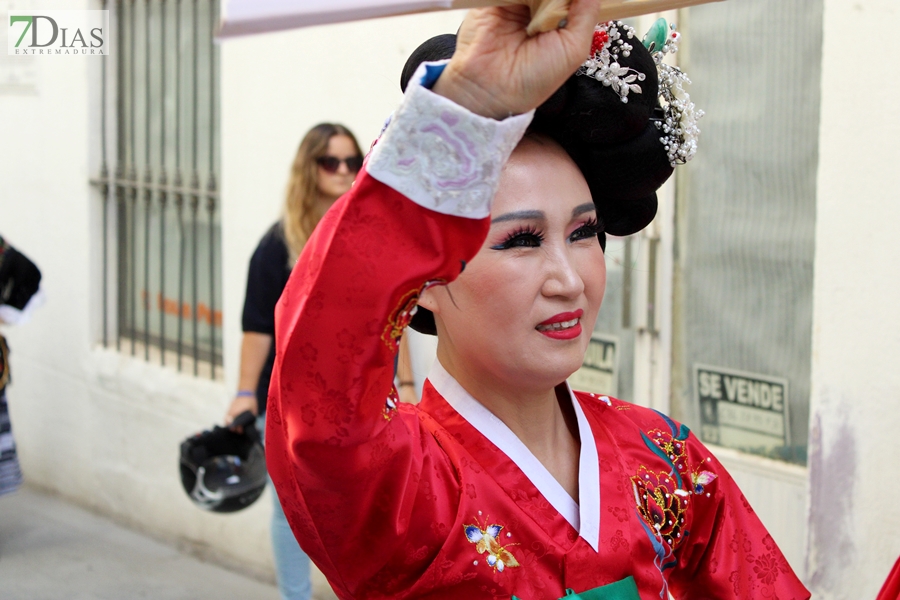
[427,360,600,551]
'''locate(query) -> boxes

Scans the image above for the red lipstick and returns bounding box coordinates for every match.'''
[536,309,584,340]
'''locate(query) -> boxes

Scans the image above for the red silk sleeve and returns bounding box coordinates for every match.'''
[877,556,900,600]
[266,168,489,598]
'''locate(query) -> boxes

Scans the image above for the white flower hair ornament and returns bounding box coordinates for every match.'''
[578,19,704,167]
[579,20,645,103]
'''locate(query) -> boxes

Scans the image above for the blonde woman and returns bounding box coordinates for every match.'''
[225,123,363,600]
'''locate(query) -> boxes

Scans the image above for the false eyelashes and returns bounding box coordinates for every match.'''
[492,225,545,250]
[490,217,603,251]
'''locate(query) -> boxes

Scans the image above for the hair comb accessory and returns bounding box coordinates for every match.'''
[643,18,703,166]
[577,19,702,167]
[578,21,645,104]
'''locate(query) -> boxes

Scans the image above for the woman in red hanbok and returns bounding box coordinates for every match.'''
[266,3,811,598]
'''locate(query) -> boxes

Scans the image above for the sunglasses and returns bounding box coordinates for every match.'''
[316,155,363,174]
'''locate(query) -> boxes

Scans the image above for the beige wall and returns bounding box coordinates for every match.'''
[807,0,900,596]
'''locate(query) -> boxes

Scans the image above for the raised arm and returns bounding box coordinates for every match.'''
[265,77,531,595]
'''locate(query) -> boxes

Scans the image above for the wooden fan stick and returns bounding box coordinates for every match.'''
[449,0,721,35]
[219,0,723,39]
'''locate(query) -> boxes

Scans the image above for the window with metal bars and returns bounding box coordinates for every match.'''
[94,0,221,378]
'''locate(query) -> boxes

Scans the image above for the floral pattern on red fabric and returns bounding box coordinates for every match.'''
[632,466,689,551]
[645,427,691,490]
[629,412,723,597]
[714,514,800,598]
[609,529,630,553]
[753,553,782,585]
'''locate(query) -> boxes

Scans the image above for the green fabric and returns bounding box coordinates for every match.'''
[512,576,640,600]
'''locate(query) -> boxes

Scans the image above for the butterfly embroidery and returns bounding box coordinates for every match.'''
[464,521,520,572]
[673,469,717,497]
[691,470,717,494]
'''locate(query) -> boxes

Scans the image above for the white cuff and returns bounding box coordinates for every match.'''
[0,288,45,326]
[367,61,534,220]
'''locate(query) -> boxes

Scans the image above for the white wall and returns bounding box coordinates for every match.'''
[0,2,467,583]
[807,0,900,597]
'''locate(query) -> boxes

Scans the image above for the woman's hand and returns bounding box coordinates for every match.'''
[225,393,258,427]
[432,0,602,119]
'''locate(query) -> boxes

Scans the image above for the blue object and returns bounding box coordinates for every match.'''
[271,481,313,600]
[419,62,448,89]
[258,415,313,600]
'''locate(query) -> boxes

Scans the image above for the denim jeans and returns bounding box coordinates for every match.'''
[258,414,312,600]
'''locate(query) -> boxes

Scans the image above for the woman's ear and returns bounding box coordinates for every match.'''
[417,284,441,314]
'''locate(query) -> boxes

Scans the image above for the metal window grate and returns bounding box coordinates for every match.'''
[93,0,221,378]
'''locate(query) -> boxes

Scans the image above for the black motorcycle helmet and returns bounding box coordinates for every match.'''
[179,411,266,513]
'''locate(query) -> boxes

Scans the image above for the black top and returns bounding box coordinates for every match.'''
[0,235,41,394]
[0,235,41,310]
[241,222,292,415]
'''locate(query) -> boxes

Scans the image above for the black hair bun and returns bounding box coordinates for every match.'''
[569,119,674,236]
[528,22,672,236]
[533,41,658,147]
[400,33,457,93]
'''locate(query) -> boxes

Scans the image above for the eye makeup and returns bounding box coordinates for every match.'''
[491,225,545,250]
[568,217,602,242]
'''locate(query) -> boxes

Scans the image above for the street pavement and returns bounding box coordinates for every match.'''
[0,486,315,600]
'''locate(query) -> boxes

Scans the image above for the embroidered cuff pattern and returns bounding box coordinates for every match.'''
[367,61,534,220]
